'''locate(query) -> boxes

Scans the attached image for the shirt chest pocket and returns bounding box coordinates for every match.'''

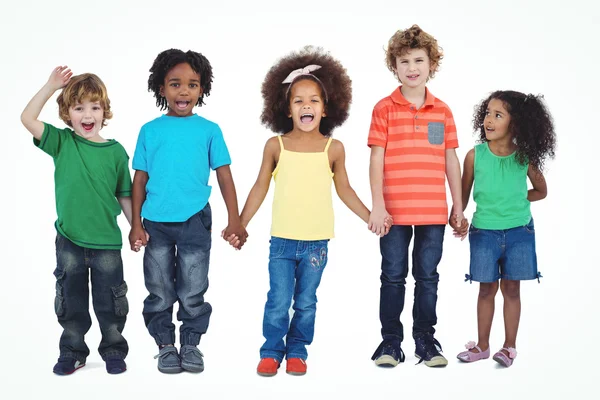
[427,122,445,145]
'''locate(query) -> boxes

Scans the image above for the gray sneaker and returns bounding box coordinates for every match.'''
[180,345,204,373]
[154,345,183,374]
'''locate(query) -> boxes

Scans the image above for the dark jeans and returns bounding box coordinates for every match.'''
[378,224,445,343]
[54,234,129,363]
[142,203,212,346]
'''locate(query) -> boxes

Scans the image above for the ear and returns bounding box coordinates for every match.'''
[159,85,165,97]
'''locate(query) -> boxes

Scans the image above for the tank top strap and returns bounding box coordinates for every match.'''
[277,135,284,150]
[324,137,333,152]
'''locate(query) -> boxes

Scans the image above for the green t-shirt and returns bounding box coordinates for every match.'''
[34,123,132,249]
[472,142,531,230]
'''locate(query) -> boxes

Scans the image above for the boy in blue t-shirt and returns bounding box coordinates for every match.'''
[129,49,248,374]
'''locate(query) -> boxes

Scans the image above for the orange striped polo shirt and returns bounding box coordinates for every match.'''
[367,87,458,225]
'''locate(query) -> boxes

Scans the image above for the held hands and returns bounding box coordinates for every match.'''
[47,66,73,91]
[449,211,469,240]
[369,206,393,237]
[221,221,249,250]
[128,225,150,252]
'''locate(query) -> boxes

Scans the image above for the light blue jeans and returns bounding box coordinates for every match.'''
[260,237,329,362]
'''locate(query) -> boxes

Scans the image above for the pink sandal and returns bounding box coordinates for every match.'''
[457,341,490,362]
[493,347,517,367]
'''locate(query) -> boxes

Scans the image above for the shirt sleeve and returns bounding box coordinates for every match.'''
[367,104,389,148]
[33,123,68,158]
[208,124,231,170]
[115,147,132,198]
[131,126,147,172]
[444,106,459,149]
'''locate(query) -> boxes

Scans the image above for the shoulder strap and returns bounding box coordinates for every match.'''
[277,135,284,150]
[324,137,333,152]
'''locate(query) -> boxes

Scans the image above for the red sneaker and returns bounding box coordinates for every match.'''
[286,358,307,375]
[257,358,280,376]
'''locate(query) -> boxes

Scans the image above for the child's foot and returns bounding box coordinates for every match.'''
[286,358,307,375]
[493,347,517,367]
[105,357,127,374]
[372,340,405,367]
[180,345,204,373]
[53,357,85,375]
[414,333,448,367]
[457,341,490,363]
[154,345,182,374]
[257,358,280,377]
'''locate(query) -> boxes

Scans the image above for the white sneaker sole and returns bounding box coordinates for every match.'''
[375,355,399,367]
[415,354,448,367]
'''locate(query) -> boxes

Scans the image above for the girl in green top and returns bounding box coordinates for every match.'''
[450,90,556,367]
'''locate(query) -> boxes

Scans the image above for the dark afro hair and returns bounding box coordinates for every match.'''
[473,90,556,172]
[148,49,213,110]
[260,46,352,136]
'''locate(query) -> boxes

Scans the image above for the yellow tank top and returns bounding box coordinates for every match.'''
[270,135,335,240]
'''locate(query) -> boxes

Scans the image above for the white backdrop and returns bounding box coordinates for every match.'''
[1,1,597,399]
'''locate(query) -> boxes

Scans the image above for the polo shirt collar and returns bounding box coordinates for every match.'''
[390,86,436,107]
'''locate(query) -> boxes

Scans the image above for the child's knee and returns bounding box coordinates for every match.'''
[500,280,520,299]
[478,281,499,299]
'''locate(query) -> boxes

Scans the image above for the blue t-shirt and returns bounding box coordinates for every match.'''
[132,114,231,222]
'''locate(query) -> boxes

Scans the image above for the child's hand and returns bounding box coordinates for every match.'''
[129,226,150,252]
[449,214,469,241]
[221,222,248,250]
[369,206,392,237]
[382,216,393,236]
[47,66,73,91]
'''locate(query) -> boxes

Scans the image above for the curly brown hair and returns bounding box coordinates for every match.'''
[473,90,556,172]
[57,73,113,127]
[148,49,213,110]
[260,46,352,136]
[385,24,443,82]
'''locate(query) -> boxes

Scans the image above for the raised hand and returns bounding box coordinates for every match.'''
[47,66,73,91]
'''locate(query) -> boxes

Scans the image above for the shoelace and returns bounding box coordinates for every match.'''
[181,346,204,358]
[154,346,178,360]
[415,336,443,365]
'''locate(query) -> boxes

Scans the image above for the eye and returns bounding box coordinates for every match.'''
[294,100,302,104]
[496,113,502,118]
[189,84,198,88]
[74,107,83,111]
[485,111,490,116]
[170,83,179,87]
[93,106,101,111]
[400,60,408,64]
[311,99,320,103]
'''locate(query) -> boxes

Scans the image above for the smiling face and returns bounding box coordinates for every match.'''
[484,98,512,141]
[68,99,105,140]
[160,62,202,117]
[288,79,326,133]
[394,48,433,89]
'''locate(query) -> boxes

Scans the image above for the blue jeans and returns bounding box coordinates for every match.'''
[142,203,212,346]
[378,225,445,343]
[260,237,329,362]
[54,234,129,363]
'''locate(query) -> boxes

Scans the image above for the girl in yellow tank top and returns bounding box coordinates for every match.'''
[223,47,391,376]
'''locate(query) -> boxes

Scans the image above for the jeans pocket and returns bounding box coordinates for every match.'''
[53,269,65,317]
[269,237,286,258]
[308,240,329,270]
[427,122,444,145]
[198,203,212,233]
[111,281,129,317]
[524,219,535,234]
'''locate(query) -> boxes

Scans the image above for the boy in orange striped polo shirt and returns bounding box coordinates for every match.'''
[368,24,464,368]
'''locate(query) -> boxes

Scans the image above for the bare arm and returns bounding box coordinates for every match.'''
[527,165,547,202]
[239,137,278,227]
[460,148,475,212]
[127,170,149,250]
[446,148,464,221]
[216,165,248,246]
[331,140,370,223]
[21,66,72,140]
[118,197,133,226]
[368,145,391,235]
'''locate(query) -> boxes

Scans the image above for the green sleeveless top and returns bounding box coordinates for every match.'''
[472,142,531,230]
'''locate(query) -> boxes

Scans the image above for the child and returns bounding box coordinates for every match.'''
[228,46,387,376]
[129,49,248,374]
[453,90,556,367]
[21,67,138,375]
[368,24,464,368]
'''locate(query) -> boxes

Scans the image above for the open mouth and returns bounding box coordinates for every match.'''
[300,113,314,124]
[82,123,94,132]
[407,74,419,79]
[176,101,190,110]
[486,126,495,132]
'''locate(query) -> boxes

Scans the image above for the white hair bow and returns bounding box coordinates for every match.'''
[282,65,322,84]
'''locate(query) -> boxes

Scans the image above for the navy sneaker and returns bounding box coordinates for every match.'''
[53,357,85,375]
[371,340,405,367]
[105,357,127,374]
[180,345,204,373]
[414,333,448,367]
